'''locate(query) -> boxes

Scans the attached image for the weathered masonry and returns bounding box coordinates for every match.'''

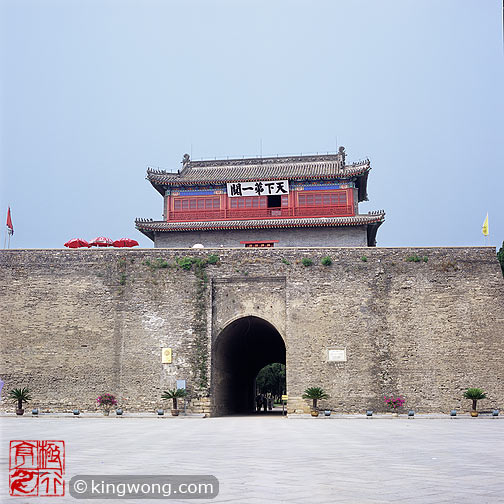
[1,247,503,415]
[135,149,385,248]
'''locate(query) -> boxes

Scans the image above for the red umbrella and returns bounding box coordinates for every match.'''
[64,238,90,249]
[89,237,114,247]
[113,238,139,248]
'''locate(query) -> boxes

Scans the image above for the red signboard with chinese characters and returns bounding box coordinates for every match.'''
[9,440,65,497]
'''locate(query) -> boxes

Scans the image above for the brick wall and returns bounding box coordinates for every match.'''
[1,247,502,414]
[154,226,368,248]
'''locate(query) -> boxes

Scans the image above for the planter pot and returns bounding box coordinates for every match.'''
[310,410,319,417]
[103,410,110,416]
[470,410,478,417]
[16,408,24,416]
[171,409,179,417]
[324,410,331,417]
[391,412,399,417]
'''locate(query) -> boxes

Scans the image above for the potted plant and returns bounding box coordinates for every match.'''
[8,387,31,416]
[384,395,405,416]
[302,387,329,417]
[161,388,188,416]
[464,388,486,417]
[96,393,117,416]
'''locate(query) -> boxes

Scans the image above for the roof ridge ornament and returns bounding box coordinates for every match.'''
[147,167,170,175]
[338,146,346,167]
[182,153,190,167]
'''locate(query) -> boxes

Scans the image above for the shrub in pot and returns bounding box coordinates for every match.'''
[302,387,329,417]
[8,387,31,416]
[161,388,188,416]
[464,388,486,417]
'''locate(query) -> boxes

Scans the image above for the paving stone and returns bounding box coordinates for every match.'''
[2,416,503,503]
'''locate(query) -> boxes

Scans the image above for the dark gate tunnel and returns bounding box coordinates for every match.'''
[211,316,286,416]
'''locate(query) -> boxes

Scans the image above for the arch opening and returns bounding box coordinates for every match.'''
[211,316,286,416]
[255,363,286,412]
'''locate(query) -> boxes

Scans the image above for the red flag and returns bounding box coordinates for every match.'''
[6,207,13,235]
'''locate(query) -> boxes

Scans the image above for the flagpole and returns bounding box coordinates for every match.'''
[3,228,6,249]
[5,206,13,248]
[485,212,488,246]
[482,212,489,246]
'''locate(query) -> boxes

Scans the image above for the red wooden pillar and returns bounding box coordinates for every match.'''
[165,195,170,221]
[221,194,227,219]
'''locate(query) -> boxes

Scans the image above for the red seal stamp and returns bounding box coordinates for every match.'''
[9,440,65,497]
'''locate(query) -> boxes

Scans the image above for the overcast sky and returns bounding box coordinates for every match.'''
[1,0,503,250]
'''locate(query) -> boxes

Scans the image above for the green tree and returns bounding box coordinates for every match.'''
[255,363,286,402]
[497,241,504,277]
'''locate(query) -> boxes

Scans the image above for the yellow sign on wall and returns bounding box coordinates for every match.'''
[162,348,172,364]
[281,395,288,401]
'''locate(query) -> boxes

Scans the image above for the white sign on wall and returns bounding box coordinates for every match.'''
[327,348,347,362]
[227,180,289,198]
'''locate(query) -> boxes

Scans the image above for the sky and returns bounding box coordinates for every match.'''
[1,0,503,250]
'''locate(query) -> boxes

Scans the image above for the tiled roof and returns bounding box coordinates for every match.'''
[135,212,385,234]
[146,154,370,186]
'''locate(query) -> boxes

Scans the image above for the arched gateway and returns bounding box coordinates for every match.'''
[211,316,285,416]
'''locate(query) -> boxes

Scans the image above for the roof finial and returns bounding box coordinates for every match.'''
[338,146,346,166]
[182,153,190,167]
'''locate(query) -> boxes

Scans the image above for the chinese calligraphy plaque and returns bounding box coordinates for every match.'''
[227,180,289,198]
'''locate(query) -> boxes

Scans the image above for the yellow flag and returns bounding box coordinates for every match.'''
[482,213,489,236]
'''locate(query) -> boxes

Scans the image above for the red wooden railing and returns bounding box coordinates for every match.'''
[294,206,354,217]
[168,205,354,222]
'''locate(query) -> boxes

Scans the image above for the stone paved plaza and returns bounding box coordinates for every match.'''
[1,415,503,503]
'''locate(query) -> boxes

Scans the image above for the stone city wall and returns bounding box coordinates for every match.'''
[1,247,503,415]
